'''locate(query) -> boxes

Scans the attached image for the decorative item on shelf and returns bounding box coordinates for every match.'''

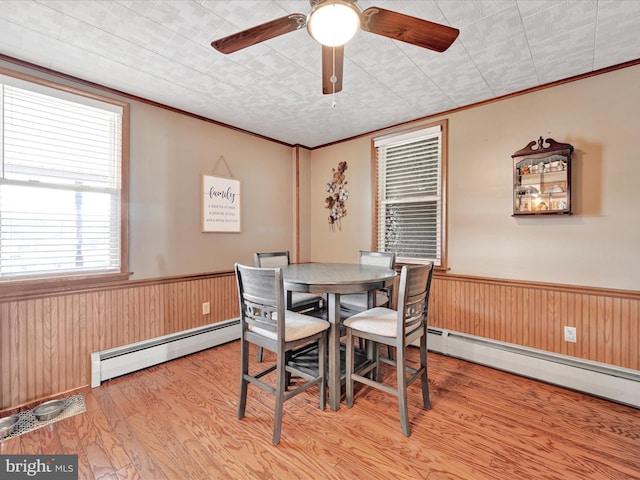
[550,160,563,171]
[511,136,573,216]
[325,161,349,231]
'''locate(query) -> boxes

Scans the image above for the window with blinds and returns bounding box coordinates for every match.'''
[374,124,445,266]
[0,73,125,281]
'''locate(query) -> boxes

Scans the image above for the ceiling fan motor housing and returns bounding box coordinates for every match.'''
[307,0,362,47]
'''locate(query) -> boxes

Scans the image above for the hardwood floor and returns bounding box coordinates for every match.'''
[2,340,640,479]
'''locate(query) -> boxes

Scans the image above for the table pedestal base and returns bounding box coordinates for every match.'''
[288,343,371,400]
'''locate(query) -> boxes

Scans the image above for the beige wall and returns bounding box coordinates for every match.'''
[310,137,376,263]
[128,101,294,278]
[309,65,640,292]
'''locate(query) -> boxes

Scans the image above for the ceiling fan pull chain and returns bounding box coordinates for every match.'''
[331,46,337,108]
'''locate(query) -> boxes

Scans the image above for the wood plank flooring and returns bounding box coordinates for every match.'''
[2,340,640,479]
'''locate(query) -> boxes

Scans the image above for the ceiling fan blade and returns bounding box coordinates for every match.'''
[211,14,306,54]
[361,7,459,53]
[322,45,344,95]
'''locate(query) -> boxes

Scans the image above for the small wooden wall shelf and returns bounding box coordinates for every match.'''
[511,137,573,215]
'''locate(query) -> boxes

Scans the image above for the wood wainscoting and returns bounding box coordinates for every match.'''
[429,273,640,371]
[2,270,639,411]
[0,272,239,411]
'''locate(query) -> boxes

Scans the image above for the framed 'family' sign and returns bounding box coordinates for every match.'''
[202,174,241,232]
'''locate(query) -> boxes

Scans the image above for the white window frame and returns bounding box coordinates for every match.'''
[373,120,447,268]
[0,67,129,296]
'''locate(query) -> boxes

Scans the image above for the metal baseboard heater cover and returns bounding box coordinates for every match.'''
[91,319,240,387]
[427,327,640,409]
[90,320,639,408]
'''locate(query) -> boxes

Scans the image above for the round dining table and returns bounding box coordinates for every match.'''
[280,262,397,411]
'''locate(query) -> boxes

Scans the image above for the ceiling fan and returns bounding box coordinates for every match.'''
[211,0,459,95]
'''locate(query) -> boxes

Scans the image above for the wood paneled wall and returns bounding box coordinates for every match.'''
[0,272,239,411]
[429,274,640,371]
[2,271,639,411]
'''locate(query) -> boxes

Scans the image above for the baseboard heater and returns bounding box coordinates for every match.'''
[426,328,640,409]
[91,319,240,387]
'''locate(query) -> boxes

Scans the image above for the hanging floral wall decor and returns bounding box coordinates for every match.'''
[324,161,349,231]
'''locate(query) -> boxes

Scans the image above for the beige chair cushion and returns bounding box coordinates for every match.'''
[340,291,389,311]
[249,310,329,342]
[343,306,398,337]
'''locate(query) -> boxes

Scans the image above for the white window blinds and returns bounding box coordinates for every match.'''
[375,125,442,266]
[0,75,123,279]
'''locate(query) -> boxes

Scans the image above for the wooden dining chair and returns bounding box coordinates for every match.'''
[235,263,329,446]
[344,263,434,436]
[340,250,396,356]
[254,251,323,362]
[339,250,396,313]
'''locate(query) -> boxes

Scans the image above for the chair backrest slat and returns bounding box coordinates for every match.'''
[243,301,278,332]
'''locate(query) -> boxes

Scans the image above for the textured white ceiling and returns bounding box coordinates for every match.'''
[1,0,640,148]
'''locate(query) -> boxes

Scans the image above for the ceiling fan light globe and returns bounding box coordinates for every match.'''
[307,1,360,47]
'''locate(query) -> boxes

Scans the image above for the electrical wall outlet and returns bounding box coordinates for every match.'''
[202,302,210,315]
[564,326,577,343]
